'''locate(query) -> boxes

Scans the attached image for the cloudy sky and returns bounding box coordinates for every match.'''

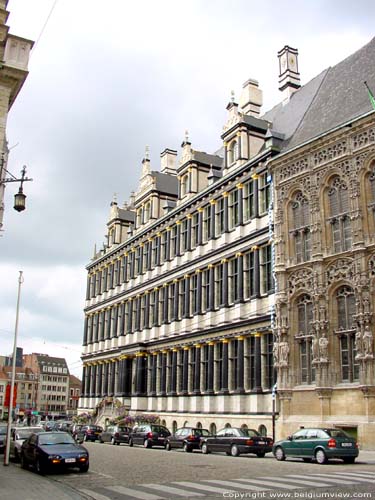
[1,0,374,377]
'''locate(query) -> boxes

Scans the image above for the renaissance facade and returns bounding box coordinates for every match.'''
[80,39,375,445]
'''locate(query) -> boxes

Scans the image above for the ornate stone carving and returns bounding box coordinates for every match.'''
[368,254,375,277]
[278,157,309,181]
[326,258,354,285]
[313,141,347,167]
[363,325,374,359]
[318,335,329,362]
[288,268,313,296]
[279,342,290,367]
[352,128,375,150]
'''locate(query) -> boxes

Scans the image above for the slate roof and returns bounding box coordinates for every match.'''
[152,171,178,196]
[116,208,135,223]
[262,37,375,152]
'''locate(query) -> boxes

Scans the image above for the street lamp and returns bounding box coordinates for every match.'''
[1,165,32,213]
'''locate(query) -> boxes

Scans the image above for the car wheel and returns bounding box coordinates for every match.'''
[302,458,312,463]
[230,444,240,457]
[274,446,286,461]
[144,439,152,448]
[36,458,45,475]
[20,453,27,469]
[183,443,192,453]
[111,437,116,445]
[128,438,133,447]
[315,448,328,464]
[343,457,355,464]
[166,442,172,451]
[257,452,265,458]
[201,443,209,454]
[79,464,89,473]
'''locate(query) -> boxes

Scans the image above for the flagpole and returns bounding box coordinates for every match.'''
[3,271,24,466]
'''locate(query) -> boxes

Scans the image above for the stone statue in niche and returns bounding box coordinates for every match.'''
[318,336,329,362]
[363,325,374,358]
[273,341,279,366]
[279,342,290,367]
[355,330,364,359]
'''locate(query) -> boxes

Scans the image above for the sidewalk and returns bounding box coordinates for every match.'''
[1,462,89,500]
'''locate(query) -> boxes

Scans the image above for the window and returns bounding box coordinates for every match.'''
[160,232,168,263]
[168,283,176,322]
[228,257,239,303]
[136,207,143,228]
[291,192,311,263]
[244,250,255,298]
[228,140,238,164]
[243,180,255,221]
[328,177,352,253]
[263,334,274,390]
[215,263,224,307]
[180,219,188,253]
[202,206,211,242]
[215,198,225,236]
[202,269,210,312]
[179,278,187,318]
[259,171,271,214]
[228,189,239,229]
[191,213,199,248]
[190,274,199,315]
[170,226,177,258]
[180,174,189,197]
[135,247,142,275]
[144,202,151,222]
[296,295,315,384]
[151,236,159,267]
[143,242,150,271]
[260,245,274,294]
[202,345,209,391]
[335,286,359,382]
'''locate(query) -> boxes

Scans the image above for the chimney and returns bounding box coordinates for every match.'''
[160,148,177,175]
[240,79,263,116]
[278,45,301,99]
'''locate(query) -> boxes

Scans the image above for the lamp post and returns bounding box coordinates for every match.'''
[4,271,24,466]
[0,165,32,213]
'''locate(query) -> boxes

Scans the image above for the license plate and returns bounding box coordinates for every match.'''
[258,441,265,445]
[341,443,352,447]
[65,458,76,463]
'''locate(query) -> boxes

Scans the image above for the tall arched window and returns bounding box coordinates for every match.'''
[296,294,315,384]
[228,140,238,164]
[180,174,189,197]
[335,286,359,382]
[327,177,352,253]
[144,202,151,222]
[291,192,311,262]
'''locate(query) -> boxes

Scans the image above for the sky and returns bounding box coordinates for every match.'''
[0,0,374,377]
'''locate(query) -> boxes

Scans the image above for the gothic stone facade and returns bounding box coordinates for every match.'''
[272,112,375,449]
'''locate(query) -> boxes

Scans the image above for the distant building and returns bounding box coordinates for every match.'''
[0,0,33,231]
[67,374,81,415]
[0,365,38,420]
[23,354,70,417]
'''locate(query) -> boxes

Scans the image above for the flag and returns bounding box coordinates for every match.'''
[364,81,375,110]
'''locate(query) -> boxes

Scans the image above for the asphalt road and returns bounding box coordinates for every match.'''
[43,442,375,499]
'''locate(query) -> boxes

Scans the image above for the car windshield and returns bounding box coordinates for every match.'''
[324,429,350,438]
[118,427,128,432]
[17,428,43,439]
[151,426,167,433]
[0,427,7,434]
[194,429,211,437]
[39,433,75,445]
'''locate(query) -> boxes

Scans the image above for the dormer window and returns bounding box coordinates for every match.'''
[228,140,238,165]
[180,174,189,197]
[144,201,151,223]
[136,207,143,227]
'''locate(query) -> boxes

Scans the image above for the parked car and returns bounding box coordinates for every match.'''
[71,424,85,443]
[100,425,131,445]
[0,425,7,453]
[129,424,171,448]
[20,431,89,473]
[81,425,103,442]
[273,428,359,464]
[10,427,43,461]
[42,421,60,432]
[56,421,72,432]
[200,427,273,457]
[166,427,212,452]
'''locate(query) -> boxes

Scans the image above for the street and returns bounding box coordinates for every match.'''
[42,442,375,499]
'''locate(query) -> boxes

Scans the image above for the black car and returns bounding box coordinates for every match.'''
[100,425,131,445]
[0,425,7,453]
[20,431,89,474]
[129,424,171,448]
[166,427,212,452]
[81,424,103,442]
[200,427,273,457]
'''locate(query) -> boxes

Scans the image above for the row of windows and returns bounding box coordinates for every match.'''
[296,286,360,384]
[41,394,66,401]
[88,174,271,300]
[41,385,68,392]
[42,375,68,383]
[84,247,274,343]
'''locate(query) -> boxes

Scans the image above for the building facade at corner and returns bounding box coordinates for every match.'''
[80,39,375,447]
[0,0,33,231]
[80,78,276,434]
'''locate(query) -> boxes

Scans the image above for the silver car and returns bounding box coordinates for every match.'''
[10,427,43,461]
